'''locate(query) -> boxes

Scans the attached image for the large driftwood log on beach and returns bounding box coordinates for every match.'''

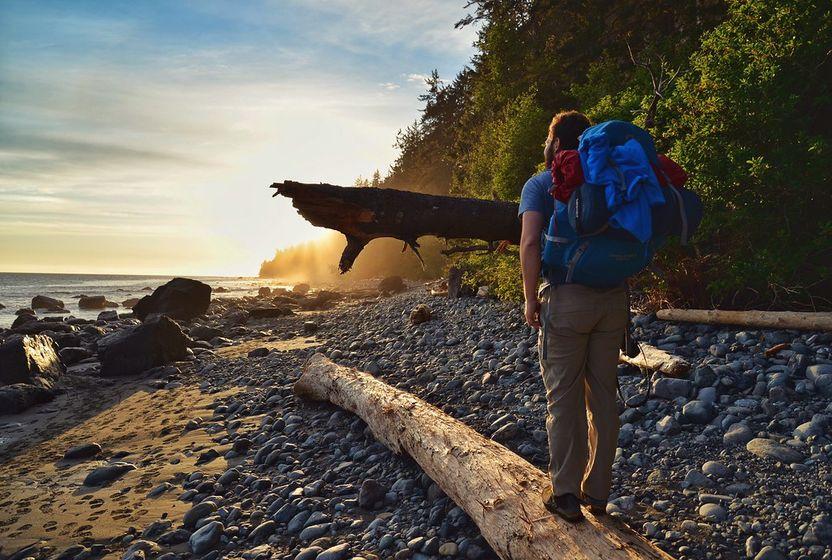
[271,181,520,272]
[619,343,690,378]
[656,309,832,332]
[295,354,674,560]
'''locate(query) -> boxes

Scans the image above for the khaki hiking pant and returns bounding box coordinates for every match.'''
[538,283,628,500]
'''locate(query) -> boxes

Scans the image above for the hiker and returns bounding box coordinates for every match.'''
[518,111,628,522]
[519,110,700,522]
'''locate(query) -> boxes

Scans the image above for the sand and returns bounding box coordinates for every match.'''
[0,372,248,552]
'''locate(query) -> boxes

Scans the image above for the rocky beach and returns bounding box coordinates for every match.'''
[1,278,831,560]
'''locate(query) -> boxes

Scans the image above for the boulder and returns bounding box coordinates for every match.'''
[0,334,64,386]
[223,309,249,326]
[63,442,102,461]
[15,307,35,315]
[189,521,223,554]
[806,364,832,383]
[59,346,93,366]
[292,283,311,295]
[12,321,75,335]
[98,316,189,377]
[409,304,432,325]
[681,400,717,424]
[258,287,271,297]
[31,295,64,310]
[189,325,224,341]
[378,276,405,294]
[78,295,117,309]
[652,378,692,400]
[300,291,341,310]
[122,298,140,309]
[132,278,211,322]
[11,314,37,329]
[0,383,54,415]
[358,479,387,509]
[723,423,754,447]
[746,438,805,463]
[97,310,119,322]
[83,462,136,486]
[248,307,294,319]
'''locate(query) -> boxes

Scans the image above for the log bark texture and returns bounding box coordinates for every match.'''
[619,343,691,378]
[272,181,520,272]
[295,354,674,560]
[656,309,832,332]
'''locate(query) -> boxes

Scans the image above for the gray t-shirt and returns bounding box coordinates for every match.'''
[518,170,555,219]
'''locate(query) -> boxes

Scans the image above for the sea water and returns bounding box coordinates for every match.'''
[0,273,290,328]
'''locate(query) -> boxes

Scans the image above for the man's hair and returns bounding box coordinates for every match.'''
[544,111,592,168]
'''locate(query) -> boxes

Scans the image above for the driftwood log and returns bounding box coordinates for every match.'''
[295,354,674,560]
[656,309,832,332]
[619,343,690,378]
[271,181,520,272]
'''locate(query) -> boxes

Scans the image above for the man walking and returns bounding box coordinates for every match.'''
[518,111,628,522]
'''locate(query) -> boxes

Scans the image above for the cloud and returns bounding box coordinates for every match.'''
[0,0,477,274]
[405,73,431,84]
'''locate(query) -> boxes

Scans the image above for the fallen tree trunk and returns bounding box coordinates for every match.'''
[271,181,520,272]
[656,309,832,332]
[619,343,690,378]
[295,354,674,560]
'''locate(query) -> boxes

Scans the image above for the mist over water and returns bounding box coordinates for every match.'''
[259,233,446,284]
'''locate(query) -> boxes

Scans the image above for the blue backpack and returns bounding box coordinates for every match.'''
[542,121,703,288]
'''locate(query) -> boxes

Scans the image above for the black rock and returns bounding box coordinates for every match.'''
[31,295,64,310]
[248,307,294,319]
[133,278,211,322]
[78,295,117,309]
[63,442,102,460]
[11,320,75,335]
[358,479,387,509]
[681,400,717,424]
[97,316,189,377]
[59,346,93,366]
[189,325,224,341]
[378,276,405,294]
[693,365,717,388]
[11,314,37,329]
[82,462,136,486]
[0,334,64,386]
[0,383,54,415]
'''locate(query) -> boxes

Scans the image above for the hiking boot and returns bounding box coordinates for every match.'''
[542,487,584,523]
[580,492,608,515]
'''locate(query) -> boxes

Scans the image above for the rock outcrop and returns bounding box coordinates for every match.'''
[98,316,189,376]
[132,278,212,322]
[31,295,64,310]
[0,334,64,387]
[78,295,118,309]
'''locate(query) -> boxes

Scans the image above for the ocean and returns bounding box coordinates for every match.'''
[0,272,290,328]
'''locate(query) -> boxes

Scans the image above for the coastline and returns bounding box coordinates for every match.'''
[1,281,831,560]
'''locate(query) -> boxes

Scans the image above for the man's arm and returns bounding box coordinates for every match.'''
[520,210,544,328]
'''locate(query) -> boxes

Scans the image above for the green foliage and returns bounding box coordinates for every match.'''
[455,90,548,201]
[457,250,524,301]
[332,0,831,308]
[661,0,832,306]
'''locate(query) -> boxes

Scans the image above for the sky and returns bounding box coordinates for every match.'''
[0,0,478,276]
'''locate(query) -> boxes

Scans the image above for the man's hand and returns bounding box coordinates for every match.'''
[524,298,541,329]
